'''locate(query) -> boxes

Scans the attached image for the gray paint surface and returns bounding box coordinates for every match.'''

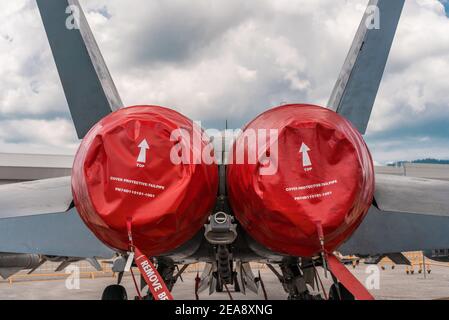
[0,208,114,259]
[375,174,449,216]
[0,177,72,219]
[0,153,73,182]
[0,167,72,182]
[0,153,73,168]
[340,206,449,255]
[341,174,449,255]
[328,0,405,134]
[0,0,445,264]
[36,0,122,138]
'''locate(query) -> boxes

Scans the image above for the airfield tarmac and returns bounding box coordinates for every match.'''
[1,264,449,300]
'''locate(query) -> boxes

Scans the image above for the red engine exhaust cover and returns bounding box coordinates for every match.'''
[72,106,218,257]
[227,104,374,257]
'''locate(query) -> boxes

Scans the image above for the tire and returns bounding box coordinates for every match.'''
[328,283,355,301]
[101,285,128,300]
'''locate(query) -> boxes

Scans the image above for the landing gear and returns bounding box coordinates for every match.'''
[328,283,355,300]
[214,267,240,293]
[109,255,180,301]
[215,245,237,294]
[157,258,177,291]
[101,285,128,300]
[270,258,321,300]
[233,272,241,292]
[140,258,177,300]
[217,245,233,285]
[214,272,224,293]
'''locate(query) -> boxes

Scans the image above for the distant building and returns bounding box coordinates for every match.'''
[0,153,72,185]
[376,163,449,181]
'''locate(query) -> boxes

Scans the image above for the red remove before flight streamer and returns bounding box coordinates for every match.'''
[227,104,375,257]
[72,106,219,257]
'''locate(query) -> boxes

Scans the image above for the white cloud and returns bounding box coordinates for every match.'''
[0,2,67,116]
[369,0,449,132]
[0,0,447,164]
[0,118,79,154]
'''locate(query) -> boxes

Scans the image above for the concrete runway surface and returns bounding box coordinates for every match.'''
[1,265,449,300]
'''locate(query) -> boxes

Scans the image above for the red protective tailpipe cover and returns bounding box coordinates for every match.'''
[72,106,218,257]
[227,104,374,257]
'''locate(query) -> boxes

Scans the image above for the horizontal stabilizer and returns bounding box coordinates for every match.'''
[0,177,72,219]
[0,208,114,259]
[375,174,449,216]
[340,206,449,256]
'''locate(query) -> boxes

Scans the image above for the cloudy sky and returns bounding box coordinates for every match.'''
[0,0,448,164]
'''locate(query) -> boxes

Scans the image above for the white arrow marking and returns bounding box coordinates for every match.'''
[137,139,150,164]
[300,143,312,167]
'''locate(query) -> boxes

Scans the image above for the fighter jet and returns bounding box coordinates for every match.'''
[1,0,449,300]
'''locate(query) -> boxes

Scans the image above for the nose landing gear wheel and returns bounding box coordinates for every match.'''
[101,285,128,300]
